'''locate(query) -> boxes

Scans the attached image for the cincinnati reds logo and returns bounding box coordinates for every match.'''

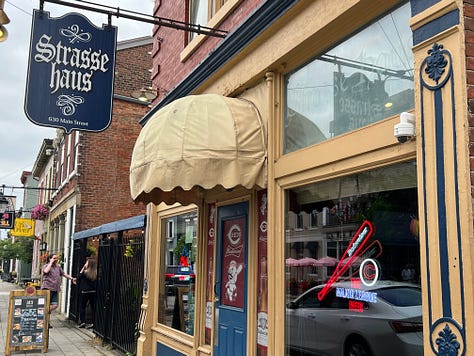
[359,258,379,287]
[228,224,241,245]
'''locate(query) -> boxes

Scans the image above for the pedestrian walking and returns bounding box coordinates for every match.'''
[41,254,77,326]
[77,258,97,329]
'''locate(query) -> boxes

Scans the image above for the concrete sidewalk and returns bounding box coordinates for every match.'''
[0,280,121,356]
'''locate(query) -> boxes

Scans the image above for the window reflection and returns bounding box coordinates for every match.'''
[284,3,414,153]
[189,0,208,41]
[284,161,423,355]
[158,210,198,335]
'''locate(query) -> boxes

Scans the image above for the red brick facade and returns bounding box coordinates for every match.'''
[52,39,152,233]
[115,42,153,97]
[465,1,474,213]
[150,1,262,100]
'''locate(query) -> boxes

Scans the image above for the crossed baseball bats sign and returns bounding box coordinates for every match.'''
[318,220,382,301]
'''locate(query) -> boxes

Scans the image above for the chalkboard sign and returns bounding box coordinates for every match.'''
[5,288,50,356]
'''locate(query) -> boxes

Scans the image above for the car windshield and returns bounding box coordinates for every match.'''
[375,287,421,307]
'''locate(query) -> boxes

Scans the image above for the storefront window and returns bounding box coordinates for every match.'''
[158,210,198,335]
[284,3,414,153]
[284,161,423,355]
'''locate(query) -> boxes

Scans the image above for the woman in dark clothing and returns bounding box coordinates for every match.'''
[77,258,97,328]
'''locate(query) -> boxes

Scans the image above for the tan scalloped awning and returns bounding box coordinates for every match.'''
[130,94,267,205]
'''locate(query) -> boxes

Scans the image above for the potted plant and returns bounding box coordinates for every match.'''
[31,204,49,220]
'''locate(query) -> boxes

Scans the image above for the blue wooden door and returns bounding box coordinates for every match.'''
[214,202,248,356]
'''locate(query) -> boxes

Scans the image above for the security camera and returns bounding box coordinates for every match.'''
[394,112,415,143]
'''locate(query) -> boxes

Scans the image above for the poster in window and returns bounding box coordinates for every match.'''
[257,190,268,355]
[205,203,216,344]
[221,217,246,308]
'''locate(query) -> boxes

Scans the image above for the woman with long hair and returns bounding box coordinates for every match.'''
[77,258,97,328]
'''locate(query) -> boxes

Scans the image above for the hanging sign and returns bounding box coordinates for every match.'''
[11,218,35,237]
[0,211,16,229]
[0,195,16,229]
[24,9,117,133]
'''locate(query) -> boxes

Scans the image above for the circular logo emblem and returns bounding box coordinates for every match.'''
[260,221,267,233]
[25,286,36,295]
[359,258,379,287]
[209,227,215,238]
[228,224,241,245]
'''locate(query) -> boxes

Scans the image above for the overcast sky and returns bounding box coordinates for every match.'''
[0,0,153,209]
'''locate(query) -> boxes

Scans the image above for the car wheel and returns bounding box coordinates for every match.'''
[345,338,372,356]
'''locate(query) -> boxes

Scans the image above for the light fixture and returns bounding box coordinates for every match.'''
[40,241,48,252]
[131,87,157,103]
[0,0,10,43]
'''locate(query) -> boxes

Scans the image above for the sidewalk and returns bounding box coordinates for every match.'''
[0,280,121,356]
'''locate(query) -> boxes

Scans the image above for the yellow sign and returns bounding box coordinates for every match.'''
[10,218,35,237]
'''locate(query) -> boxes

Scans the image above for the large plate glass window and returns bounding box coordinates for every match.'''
[284,3,414,153]
[284,161,423,355]
[158,210,198,335]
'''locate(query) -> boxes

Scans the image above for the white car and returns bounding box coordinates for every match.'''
[286,280,423,356]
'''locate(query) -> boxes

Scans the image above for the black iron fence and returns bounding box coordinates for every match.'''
[69,239,85,322]
[70,229,145,355]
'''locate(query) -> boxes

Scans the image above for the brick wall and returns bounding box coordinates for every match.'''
[151,0,263,99]
[465,1,474,216]
[72,41,152,232]
[115,43,153,97]
[74,100,147,232]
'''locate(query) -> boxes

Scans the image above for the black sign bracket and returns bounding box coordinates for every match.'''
[39,0,228,38]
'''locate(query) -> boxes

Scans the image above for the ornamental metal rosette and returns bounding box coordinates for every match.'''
[420,42,465,356]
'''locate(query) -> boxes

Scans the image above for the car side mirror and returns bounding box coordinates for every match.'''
[287,301,298,309]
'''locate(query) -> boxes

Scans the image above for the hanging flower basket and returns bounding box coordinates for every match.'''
[31,204,50,220]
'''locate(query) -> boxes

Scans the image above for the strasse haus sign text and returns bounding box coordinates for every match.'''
[25,9,117,133]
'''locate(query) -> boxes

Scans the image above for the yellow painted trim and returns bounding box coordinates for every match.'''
[409,0,459,31]
[411,25,474,353]
[275,115,416,182]
[136,204,158,356]
[246,191,259,356]
[149,203,198,354]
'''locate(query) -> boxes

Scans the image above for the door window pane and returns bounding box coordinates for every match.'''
[284,161,423,355]
[284,3,414,153]
[158,210,198,335]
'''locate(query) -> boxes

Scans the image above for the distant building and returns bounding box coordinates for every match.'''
[31,138,54,279]
[31,36,153,315]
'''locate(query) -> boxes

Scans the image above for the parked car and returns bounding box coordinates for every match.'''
[165,265,195,288]
[286,280,423,356]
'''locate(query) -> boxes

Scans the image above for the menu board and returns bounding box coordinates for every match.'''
[5,288,49,356]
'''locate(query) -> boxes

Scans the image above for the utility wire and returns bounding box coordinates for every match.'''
[390,13,413,78]
[5,1,31,16]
